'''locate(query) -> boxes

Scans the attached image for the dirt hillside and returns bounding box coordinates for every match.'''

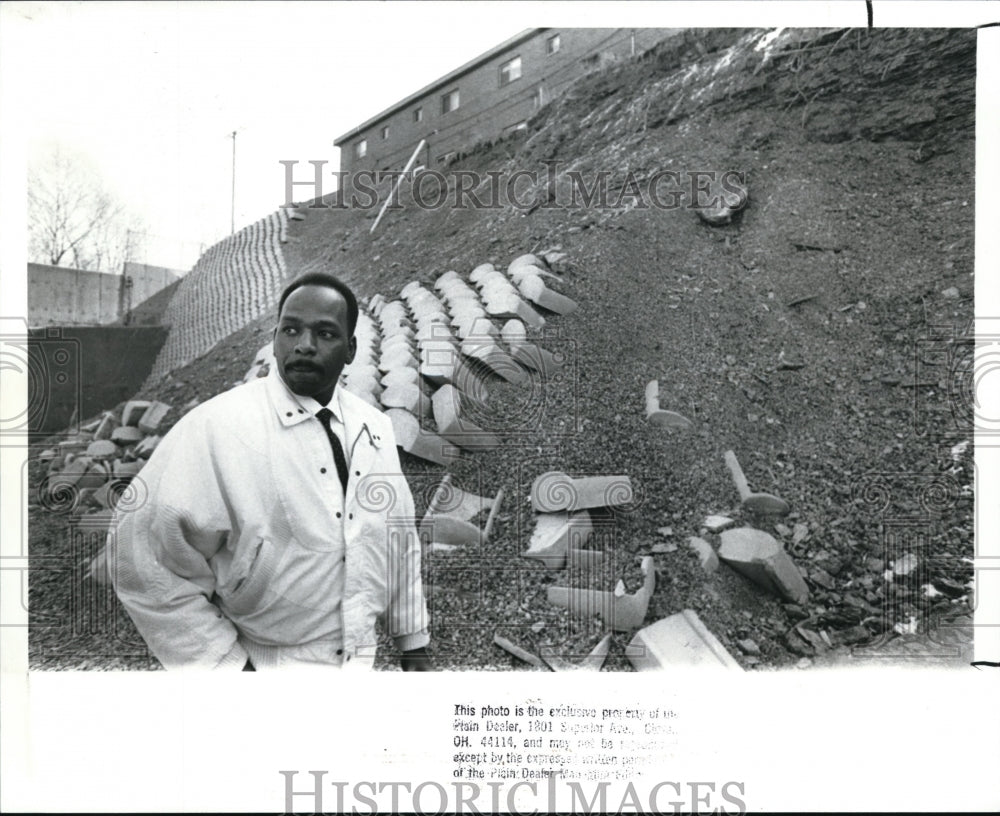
[30,27,975,670]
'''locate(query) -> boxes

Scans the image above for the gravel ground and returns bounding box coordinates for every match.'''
[29,27,975,671]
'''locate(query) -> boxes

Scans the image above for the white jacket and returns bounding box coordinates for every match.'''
[110,367,429,670]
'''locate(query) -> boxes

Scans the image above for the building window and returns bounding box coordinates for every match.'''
[499,56,522,86]
[413,107,423,123]
[354,139,367,159]
[503,121,527,137]
[546,34,561,55]
[441,89,459,114]
[532,86,544,109]
[381,126,389,140]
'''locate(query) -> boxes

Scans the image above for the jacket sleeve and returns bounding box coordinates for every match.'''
[109,416,248,670]
[380,422,430,653]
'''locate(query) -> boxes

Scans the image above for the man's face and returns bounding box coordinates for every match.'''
[273,284,357,405]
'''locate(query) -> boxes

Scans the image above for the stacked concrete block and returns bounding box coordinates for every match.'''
[470,263,545,328]
[507,255,577,315]
[501,320,562,378]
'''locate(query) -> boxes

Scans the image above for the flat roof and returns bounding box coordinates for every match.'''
[334,27,544,146]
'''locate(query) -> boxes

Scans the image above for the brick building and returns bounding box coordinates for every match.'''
[334,28,683,178]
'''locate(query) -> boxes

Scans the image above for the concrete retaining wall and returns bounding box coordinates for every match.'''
[145,209,289,381]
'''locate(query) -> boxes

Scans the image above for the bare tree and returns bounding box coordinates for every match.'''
[28,144,146,272]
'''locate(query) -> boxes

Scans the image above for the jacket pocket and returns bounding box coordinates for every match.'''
[221,537,277,616]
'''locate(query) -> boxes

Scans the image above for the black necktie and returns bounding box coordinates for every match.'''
[316,408,349,494]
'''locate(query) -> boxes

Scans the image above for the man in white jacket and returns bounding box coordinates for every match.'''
[110,273,432,670]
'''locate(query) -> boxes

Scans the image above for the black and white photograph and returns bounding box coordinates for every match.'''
[2,1,998,812]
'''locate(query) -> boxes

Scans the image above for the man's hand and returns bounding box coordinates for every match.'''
[400,646,433,672]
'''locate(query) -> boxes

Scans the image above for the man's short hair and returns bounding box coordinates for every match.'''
[277,273,359,335]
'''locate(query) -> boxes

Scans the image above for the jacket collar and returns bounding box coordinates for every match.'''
[266,365,344,428]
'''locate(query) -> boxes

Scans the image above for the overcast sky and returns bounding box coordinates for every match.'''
[4,1,532,269]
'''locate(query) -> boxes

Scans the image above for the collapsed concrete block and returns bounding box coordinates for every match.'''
[687,537,719,573]
[644,380,693,429]
[50,458,107,492]
[37,449,59,465]
[112,459,144,479]
[111,426,144,446]
[718,527,810,604]
[523,510,593,568]
[122,400,152,427]
[139,401,170,435]
[723,450,790,515]
[703,515,735,533]
[628,609,743,670]
[58,439,89,455]
[386,408,458,466]
[132,432,160,458]
[93,411,118,440]
[547,556,655,632]
[86,440,119,461]
[494,634,548,670]
[567,548,606,571]
[531,470,633,513]
[540,633,612,672]
[420,473,503,548]
[431,385,500,449]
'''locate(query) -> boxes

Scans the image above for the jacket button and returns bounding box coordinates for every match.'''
[355,470,361,476]
[348,513,353,520]
[286,412,292,417]
[321,467,327,474]
[336,648,343,655]
[336,511,341,518]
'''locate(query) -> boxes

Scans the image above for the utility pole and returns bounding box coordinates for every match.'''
[230,130,237,235]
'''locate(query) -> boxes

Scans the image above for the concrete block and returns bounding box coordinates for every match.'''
[122,400,152,427]
[93,411,118,440]
[517,273,577,315]
[138,402,171,435]
[135,435,161,459]
[547,556,655,632]
[420,473,503,548]
[386,408,459,466]
[50,458,107,492]
[459,336,527,384]
[687,536,719,573]
[112,459,144,479]
[111,426,144,446]
[644,380,693,429]
[703,515,735,533]
[531,470,633,513]
[540,633,612,672]
[718,527,810,604]
[567,548,606,570]
[86,440,119,461]
[431,385,500,449]
[494,634,548,670]
[523,510,593,568]
[380,381,429,419]
[628,610,743,670]
[37,448,59,465]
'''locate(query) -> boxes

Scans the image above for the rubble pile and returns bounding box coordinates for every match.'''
[36,399,176,582]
